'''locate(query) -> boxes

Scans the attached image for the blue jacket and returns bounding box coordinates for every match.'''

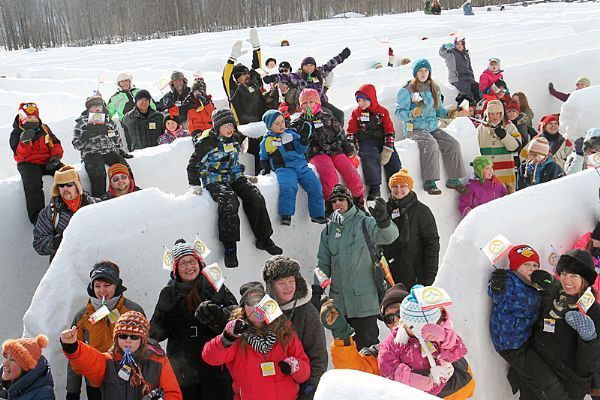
[488,271,541,352]
[0,357,55,399]
[395,81,447,135]
[517,157,565,190]
[259,128,309,170]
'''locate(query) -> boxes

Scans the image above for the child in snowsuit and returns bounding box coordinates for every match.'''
[290,89,365,206]
[347,84,401,200]
[517,137,565,190]
[377,285,471,398]
[488,245,571,399]
[184,77,216,136]
[479,58,504,95]
[187,108,282,268]
[158,115,191,145]
[259,109,326,226]
[459,156,507,217]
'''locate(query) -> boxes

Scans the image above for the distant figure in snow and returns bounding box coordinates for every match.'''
[439,35,480,101]
[548,77,592,102]
[281,39,290,47]
[372,47,396,69]
[431,0,442,15]
[463,0,474,15]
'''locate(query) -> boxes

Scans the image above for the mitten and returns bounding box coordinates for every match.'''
[120,150,134,159]
[320,299,354,340]
[430,362,454,385]
[393,325,410,345]
[189,185,203,195]
[20,129,35,143]
[388,47,394,56]
[574,137,585,156]
[411,107,422,118]
[278,357,300,375]
[229,40,247,61]
[380,146,394,166]
[421,323,446,342]
[339,47,351,61]
[531,269,554,290]
[565,311,597,341]
[368,198,390,228]
[246,175,259,184]
[548,82,554,91]
[311,284,324,310]
[490,269,508,294]
[45,155,61,171]
[222,319,249,346]
[394,365,434,392]
[494,126,507,139]
[444,43,454,50]
[247,28,260,50]
[195,301,229,331]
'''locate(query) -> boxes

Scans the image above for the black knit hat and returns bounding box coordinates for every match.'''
[164,115,181,129]
[211,108,237,134]
[239,281,266,306]
[330,184,353,205]
[134,89,152,102]
[556,249,597,286]
[232,64,249,80]
[87,260,126,297]
[262,256,309,301]
[592,221,600,241]
[380,283,408,317]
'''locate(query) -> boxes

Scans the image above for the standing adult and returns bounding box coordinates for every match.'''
[158,71,192,125]
[439,36,479,101]
[106,72,156,121]
[122,89,164,152]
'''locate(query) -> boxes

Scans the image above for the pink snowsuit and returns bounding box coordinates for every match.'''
[572,231,600,301]
[479,69,504,94]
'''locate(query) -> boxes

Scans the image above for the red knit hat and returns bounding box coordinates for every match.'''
[107,163,131,180]
[2,335,48,371]
[508,245,540,271]
[538,114,559,133]
[506,101,520,113]
[17,102,40,123]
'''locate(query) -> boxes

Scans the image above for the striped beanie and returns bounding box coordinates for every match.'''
[171,239,205,278]
[400,285,442,331]
[108,163,131,180]
[211,108,237,134]
[113,311,149,341]
[528,136,550,156]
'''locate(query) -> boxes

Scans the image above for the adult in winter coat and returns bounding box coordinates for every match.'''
[72,95,130,197]
[548,77,591,102]
[347,84,401,200]
[150,239,238,400]
[106,72,156,121]
[459,156,507,217]
[183,78,216,136]
[122,89,164,152]
[10,102,64,223]
[517,137,565,190]
[439,36,479,101]
[315,184,399,349]
[157,71,192,124]
[202,282,311,400]
[522,114,572,169]
[67,261,145,400]
[1,335,54,400]
[33,166,98,261]
[61,311,182,400]
[262,256,328,400]
[100,163,141,201]
[187,108,282,268]
[566,128,600,175]
[395,58,467,195]
[382,170,440,290]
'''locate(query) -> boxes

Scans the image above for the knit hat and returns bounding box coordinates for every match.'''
[592,221,600,241]
[485,100,504,118]
[380,283,409,316]
[262,255,309,301]
[211,108,237,134]
[17,102,40,123]
[556,249,597,286]
[508,245,540,271]
[538,114,559,133]
[506,101,520,113]
[471,156,493,182]
[113,311,149,341]
[262,109,284,130]
[388,169,414,190]
[299,89,321,106]
[489,57,501,67]
[134,89,152,102]
[279,61,292,71]
[355,91,371,102]
[2,335,48,372]
[301,56,316,67]
[171,238,205,279]
[239,281,266,306]
[85,95,104,110]
[329,183,353,204]
[116,72,132,83]
[412,58,432,78]
[107,163,131,181]
[400,285,442,330]
[164,115,181,130]
[527,136,550,156]
[232,64,249,80]
[576,77,591,87]
[170,71,185,81]
[86,260,126,297]
[191,78,206,93]
[51,165,83,197]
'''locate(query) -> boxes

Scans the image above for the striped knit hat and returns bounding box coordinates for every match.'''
[400,285,442,332]
[108,163,131,180]
[171,239,205,279]
[211,108,237,134]
[113,311,149,341]
[2,335,48,371]
[528,136,550,156]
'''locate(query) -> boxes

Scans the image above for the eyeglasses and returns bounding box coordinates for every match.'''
[117,334,141,340]
[178,259,198,268]
[382,311,401,325]
[279,68,290,74]
[58,182,76,188]
[111,174,129,183]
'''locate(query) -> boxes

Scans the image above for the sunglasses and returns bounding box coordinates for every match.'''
[111,174,129,183]
[117,334,141,341]
[382,311,400,325]
[58,182,76,188]
[279,68,290,74]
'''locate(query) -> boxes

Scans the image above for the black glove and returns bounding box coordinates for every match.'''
[310,284,324,310]
[368,198,390,228]
[299,383,317,400]
[52,233,63,250]
[574,137,585,156]
[223,319,249,343]
[20,129,35,143]
[490,269,508,294]
[548,82,554,91]
[120,149,134,159]
[339,47,351,61]
[46,156,61,171]
[195,301,230,332]
[66,392,80,400]
[531,269,554,290]
[259,160,271,175]
[494,126,507,140]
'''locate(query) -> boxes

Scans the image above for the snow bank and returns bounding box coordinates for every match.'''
[560,85,600,139]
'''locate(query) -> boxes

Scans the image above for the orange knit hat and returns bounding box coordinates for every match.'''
[107,163,131,180]
[388,169,414,190]
[2,335,49,371]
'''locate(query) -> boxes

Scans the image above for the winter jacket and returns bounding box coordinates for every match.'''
[264,87,300,115]
[107,87,157,121]
[477,122,521,190]
[10,117,64,165]
[330,337,381,373]
[33,193,98,257]
[184,94,216,135]
[290,108,354,160]
[150,277,238,390]
[317,205,399,318]
[202,329,311,400]
[186,129,245,187]
[157,127,191,145]
[259,128,309,170]
[439,45,475,85]
[458,178,507,217]
[347,84,395,150]
[395,80,447,134]
[223,49,266,125]
[63,341,182,400]
[377,321,468,396]
[479,69,503,94]
[488,271,541,352]
[382,192,440,291]
[474,95,511,122]
[541,132,573,169]
[572,232,600,298]
[72,111,122,159]
[517,157,565,190]
[122,107,163,152]
[158,86,192,122]
[549,87,570,102]
[0,356,54,400]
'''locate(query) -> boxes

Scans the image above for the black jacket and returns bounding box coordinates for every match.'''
[381,192,440,290]
[122,107,163,151]
[223,49,266,125]
[158,86,192,122]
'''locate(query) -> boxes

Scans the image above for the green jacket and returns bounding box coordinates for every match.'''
[107,87,156,120]
[317,206,399,318]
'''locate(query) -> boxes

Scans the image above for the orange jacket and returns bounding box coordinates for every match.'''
[187,101,215,135]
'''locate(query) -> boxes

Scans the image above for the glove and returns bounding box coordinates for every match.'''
[20,129,35,143]
[490,269,508,294]
[222,319,249,345]
[565,311,597,341]
[52,233,63,250]
[349,154,360,168]
[66,392,80,400]
[195,301,230,331]
[421,323,446,342]
[574,137,585,156]
[548,82,554,91]
[380,146,394,166]
[259,160,271,175]
[444,43,454,50]
[530,269,554,290]
[320,299,354,340]
[246,175,258,184]
[411,107,422,118]
[189,185,203,195]
[278,357,300,375]
[395,367,434,392]
[339,47,351,61]
[247,28,260,50]
[45,156,61,171]
[299,383,317,400]
[310,284,324,310]
[388,47,394,56]
[430,361,454,385]
[230,40,247,61]
[368,197,390,228]
[494,126,507,139]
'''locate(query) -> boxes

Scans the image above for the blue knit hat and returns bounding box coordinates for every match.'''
[400,285,442,330]
[262,109,284,131]
[412,58,432,78]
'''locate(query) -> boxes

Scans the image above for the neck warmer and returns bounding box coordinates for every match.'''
[243,326,278,354]
[90,295,121,311]
[63,194,82,213]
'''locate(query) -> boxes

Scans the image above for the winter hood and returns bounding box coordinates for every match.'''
[355,84,383,113]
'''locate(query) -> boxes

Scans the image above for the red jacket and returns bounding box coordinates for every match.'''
[202,332,310,400]
[11,121,64,165]
[347,84,395,148]
[479,69,504,94]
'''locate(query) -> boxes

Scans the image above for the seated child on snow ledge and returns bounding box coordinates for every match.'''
[459,156,507,217]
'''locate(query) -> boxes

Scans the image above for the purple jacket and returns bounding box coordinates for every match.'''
[459,178,507,217]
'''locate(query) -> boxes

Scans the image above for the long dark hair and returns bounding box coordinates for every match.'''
[411,76,439,109]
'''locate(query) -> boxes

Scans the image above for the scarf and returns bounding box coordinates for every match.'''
[542,131,564,155]
[90,295,121,311]
[549,290,578,320]
[243,326,278,354]
[388,191,417,248]
[63,194,82,213]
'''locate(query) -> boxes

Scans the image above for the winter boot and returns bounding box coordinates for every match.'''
[311,216,328,224]
[446,179,468,193]
[367,186,381,201]
[223,247,238,268]
[255,238,283,255]
[281,215,292,226]
[424,180,442,195]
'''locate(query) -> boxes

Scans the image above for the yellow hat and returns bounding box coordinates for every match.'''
[388,169,414,190]
[50,165,83,197]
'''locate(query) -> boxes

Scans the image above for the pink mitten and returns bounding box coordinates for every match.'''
[394,364,434,392]
[421,324,446,342]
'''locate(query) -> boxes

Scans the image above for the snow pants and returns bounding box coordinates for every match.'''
[408,129,465,182]
[346,315,379,350]
[359,139,401,190]
[276,165,325,218]
[82,151,129,197]
[18,161,63,223]
[451,79,481,102]
[206,177,273,244]
[310,153,365,200]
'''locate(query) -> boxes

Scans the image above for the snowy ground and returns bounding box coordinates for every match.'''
[1,2,600,399]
